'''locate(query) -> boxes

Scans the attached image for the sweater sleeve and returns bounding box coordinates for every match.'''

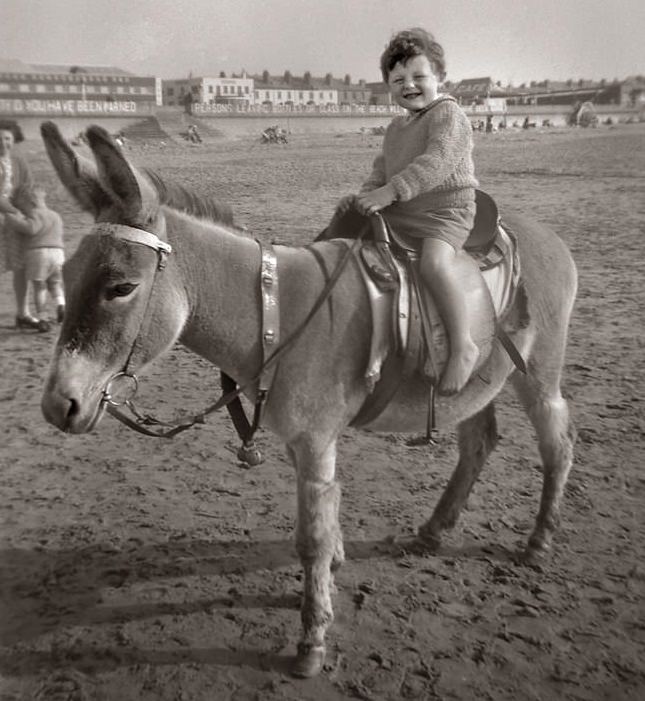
[389,102,473,201]
[359,152,386,193]
[11,156,36,214]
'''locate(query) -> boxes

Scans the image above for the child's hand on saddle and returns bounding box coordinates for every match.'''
[355,184,397,216]
[336,194,357,214]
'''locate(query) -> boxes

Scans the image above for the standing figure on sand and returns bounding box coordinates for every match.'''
[328,28,480,395]
[6,187,66,325]
[0,119,49,331]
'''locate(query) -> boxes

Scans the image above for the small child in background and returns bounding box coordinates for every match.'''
[6,188,65,325]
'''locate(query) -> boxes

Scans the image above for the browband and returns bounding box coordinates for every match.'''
[92,222,172,255]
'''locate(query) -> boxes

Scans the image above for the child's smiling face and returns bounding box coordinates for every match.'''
[388,54,440,112]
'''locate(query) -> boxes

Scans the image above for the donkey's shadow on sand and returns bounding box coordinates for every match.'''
[0,535,513,676]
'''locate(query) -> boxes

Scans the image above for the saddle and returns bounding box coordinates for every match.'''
[318,190,521,428]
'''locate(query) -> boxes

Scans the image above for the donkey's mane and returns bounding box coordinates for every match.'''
[144,168,235,227]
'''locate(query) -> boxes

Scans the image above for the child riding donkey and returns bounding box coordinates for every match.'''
[331,28,479,395]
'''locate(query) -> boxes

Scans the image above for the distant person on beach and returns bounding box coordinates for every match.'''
[187,124,202,143]
[328,27,479,394]
[5,188,65,327]
[0,119,46,331]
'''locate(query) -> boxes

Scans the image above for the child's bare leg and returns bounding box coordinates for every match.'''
[12,269,31,318]
[32,280,48,318]
[47,275,66,322]
[421,238,479,395]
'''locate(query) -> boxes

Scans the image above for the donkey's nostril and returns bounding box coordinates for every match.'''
[66,397,80,419]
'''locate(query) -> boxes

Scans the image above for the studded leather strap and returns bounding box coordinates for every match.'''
[258,241,280,394]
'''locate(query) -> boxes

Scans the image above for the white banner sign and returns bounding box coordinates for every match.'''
[0,99,140,115]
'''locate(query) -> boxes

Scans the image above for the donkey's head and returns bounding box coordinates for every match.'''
[40,122,189,433]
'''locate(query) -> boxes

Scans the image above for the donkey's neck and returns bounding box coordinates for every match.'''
[169,211,264,383]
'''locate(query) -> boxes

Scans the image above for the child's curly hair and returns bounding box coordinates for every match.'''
[380,28,446,83]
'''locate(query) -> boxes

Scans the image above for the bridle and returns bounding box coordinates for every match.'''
[92,219,368,450]
[94,222,172,416]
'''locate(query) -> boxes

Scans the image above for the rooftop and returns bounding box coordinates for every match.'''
[0,58,134,76]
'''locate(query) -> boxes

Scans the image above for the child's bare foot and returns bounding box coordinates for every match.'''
[439,341,479,395]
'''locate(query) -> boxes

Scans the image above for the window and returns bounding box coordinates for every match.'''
[208,85,213,93]
[244,86,249,94]
[319,92,323,98]
[167,87,174,96]
[309,91,314,99]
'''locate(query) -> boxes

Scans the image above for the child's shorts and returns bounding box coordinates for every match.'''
[384,201,476,252]
[25,247,64,283]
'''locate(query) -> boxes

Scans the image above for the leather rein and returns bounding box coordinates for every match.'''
[96,221,368,445]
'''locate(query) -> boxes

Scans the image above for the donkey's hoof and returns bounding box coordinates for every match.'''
[415,525,442,553]
[237,442,264,466]
[518,545,549,569]
[292,643,326,678]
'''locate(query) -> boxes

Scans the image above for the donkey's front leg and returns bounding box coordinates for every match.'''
[289,438,342,678]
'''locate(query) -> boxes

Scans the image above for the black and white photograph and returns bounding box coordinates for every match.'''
[1,1,643,699]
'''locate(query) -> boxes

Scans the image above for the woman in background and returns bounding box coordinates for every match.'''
[0,119,47,331]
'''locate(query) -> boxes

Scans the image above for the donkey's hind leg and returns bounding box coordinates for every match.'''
[417,402,498,550]
[511,371,574,564]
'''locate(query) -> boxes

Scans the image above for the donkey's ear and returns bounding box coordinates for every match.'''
[40,121,109,216]
[85,125,142,218]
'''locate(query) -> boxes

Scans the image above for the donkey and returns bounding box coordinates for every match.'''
[40,122,577,677]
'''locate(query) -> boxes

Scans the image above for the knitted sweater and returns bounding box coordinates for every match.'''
[15,206,64,249]
[361,96,478,208]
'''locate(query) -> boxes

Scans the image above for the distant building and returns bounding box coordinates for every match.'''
[503,78,643,107]
[328,75,371,106]
[365,81,391,106]
[162,73,254,108]
[451,77,497,104]
[251,72,338,108]
[0,59,159,117]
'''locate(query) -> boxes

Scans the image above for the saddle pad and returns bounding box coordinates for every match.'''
[354,223,519,387]
[479,224,519,314]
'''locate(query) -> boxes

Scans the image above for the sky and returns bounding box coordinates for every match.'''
[2,0,643,85]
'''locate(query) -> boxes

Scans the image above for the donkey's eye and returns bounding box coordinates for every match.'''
[105,282,138,300]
